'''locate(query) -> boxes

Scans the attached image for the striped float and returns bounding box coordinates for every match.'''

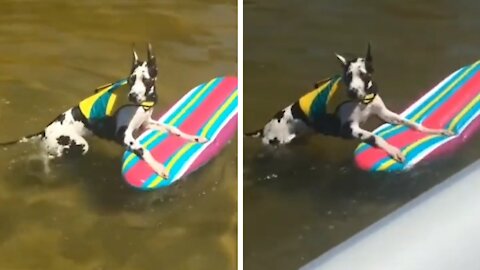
[355,61,480,172]
[122,76,238,190]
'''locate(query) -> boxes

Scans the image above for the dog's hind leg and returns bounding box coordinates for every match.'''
[46,133,89,159]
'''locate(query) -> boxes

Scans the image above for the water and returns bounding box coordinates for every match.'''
[244,1,480,269]
[0,1,237,269]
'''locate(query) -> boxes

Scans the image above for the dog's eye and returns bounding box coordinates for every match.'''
[143,77,154,88]
[360,72,370,80]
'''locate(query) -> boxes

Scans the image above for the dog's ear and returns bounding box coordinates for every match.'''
[335,53,347,66]
[147,43,156,66]
[132,47,140,65]
[366,43,372,63]
[146,43,158,77]
[131,45,140,72]
[365,43,374,73]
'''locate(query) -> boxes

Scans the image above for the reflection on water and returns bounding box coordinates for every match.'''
[0,0,236,269]
[244,0,479,269]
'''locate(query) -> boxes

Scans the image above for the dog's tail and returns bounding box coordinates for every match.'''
[0,131,45,147]
[244,128,263,138]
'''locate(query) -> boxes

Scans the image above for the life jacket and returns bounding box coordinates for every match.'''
[78,79,155,122]
[298,75,376,122]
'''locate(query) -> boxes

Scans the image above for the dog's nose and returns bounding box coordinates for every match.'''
[128,93,137,101]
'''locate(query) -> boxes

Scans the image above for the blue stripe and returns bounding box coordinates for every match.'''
[371,135,443,171]
[164,78,222,124]
[454,101,480,132]
[122,78,223,173]
[386,162,404,172]
[143,95,237,189]
[167,78,223,125]
[169,97,237,175]
[142,171,173,190]
[122,130,168,172]
[162,84,204,123]
[139,130,162,145]
[405,137,443,161]
[112,79,128,90]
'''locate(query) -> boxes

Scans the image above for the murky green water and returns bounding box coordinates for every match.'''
[0,1,237,269]
[244,1,479,269]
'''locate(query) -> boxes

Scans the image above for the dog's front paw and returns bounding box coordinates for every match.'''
[156,168,169,179]
[440,129,455,136]
[151,163,169,179]
[193,136,208,143]
[387,147,405,163]
[426,128,455,136]
[160,169,169,179]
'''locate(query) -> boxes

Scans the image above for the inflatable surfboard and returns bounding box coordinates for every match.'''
[355,61,480,172]
[122,76,238,190]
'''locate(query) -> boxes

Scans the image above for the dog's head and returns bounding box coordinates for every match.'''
[128,43,158,105]
[335,44,377,101]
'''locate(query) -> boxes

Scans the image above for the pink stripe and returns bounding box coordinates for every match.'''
[355,70,480,170]
[124,77,237,187]
[423,71,480,127]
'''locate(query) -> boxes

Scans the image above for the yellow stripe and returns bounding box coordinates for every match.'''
[122,79,217,170]
[79,88,110,119]
[326,78,341,103]
[106,94,117,116]
[200,91,238,137]
[326,78,345,113]
[448,94,480,130]
[299,82,329,115]
[168,79,217,125]
[147,90,238,188]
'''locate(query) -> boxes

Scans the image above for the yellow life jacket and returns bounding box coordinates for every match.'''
[78,79,155,121]
[298,75,377,121]
[298,75,344,120]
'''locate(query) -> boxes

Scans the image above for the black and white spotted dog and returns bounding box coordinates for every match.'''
[246,44,453,162]
[1,44,206,178]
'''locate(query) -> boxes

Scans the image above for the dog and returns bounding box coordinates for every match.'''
[245,44,453,162]
[0,44,206,178]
